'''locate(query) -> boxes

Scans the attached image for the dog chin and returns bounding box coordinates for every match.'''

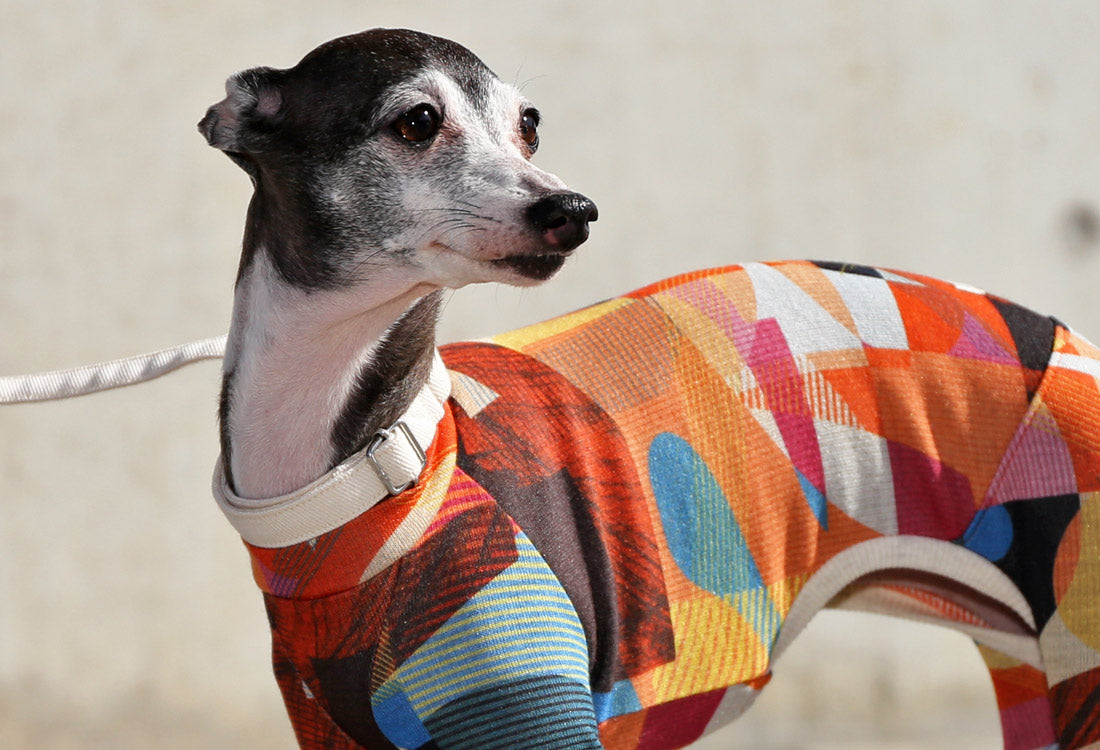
[422,243,571,288]
[490,252,569,284]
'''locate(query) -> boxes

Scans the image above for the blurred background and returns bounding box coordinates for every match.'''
[2,2,1099,747]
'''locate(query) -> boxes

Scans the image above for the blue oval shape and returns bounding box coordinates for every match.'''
[648,432,763,596]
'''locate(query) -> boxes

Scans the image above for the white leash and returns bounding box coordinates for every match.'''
[0,335,227,404]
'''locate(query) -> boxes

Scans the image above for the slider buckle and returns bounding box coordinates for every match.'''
[364,421,427,496]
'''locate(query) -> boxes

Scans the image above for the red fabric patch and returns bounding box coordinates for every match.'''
[890,439,975,538]
[638,689,728,750]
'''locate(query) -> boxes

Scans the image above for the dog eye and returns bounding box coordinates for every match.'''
[392,104,441,143]
[520,108,540,151]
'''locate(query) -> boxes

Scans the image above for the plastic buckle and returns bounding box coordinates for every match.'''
[365,421,427,496]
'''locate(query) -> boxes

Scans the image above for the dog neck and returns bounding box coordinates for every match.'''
[220,251,441,499]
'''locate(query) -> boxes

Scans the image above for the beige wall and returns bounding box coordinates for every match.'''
[2,2,1098,747]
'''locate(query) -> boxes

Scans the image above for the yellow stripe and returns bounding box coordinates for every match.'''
[404,646,594,708]
[396,611,585,677]
[402,635,590,703]
[395,602,583,674]
[490,298,632,351]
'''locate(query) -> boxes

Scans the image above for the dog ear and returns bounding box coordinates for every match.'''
[198,67,284,174]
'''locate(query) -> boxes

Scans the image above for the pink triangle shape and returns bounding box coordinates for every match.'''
[949,313,1018,365]
[984,402,1078,505]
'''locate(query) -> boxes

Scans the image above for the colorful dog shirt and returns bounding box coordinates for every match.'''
[215,261,1100,749]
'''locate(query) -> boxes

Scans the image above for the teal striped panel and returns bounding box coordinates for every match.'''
[373,531,591,719]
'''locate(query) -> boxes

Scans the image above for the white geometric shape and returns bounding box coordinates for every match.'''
[816,420,898,535]
[802,366,860,428]
[744,263,863,357]
[877,269,924,286]
[951,279,988,295]
[1040,609,1100,685]
[1054,350,1100,381]
[448,371,499,417]
[823,270,909,350]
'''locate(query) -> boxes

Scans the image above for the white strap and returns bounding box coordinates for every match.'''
[0,335,227,404]
[211,350,452,549]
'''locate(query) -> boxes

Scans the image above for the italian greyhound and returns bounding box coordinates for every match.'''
[202,28,1100,750]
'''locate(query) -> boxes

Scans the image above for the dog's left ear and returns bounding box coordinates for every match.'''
[198,67,284,175]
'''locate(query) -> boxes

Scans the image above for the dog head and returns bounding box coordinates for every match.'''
[200,28,597,291]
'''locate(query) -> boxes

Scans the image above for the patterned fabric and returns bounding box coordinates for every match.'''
[239,261,1100,749]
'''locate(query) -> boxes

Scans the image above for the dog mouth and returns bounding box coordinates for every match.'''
[491,251,570,280]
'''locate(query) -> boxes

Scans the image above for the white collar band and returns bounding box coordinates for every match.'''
[212,350,452,549]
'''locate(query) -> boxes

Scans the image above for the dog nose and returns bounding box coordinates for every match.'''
[526,192,599,251]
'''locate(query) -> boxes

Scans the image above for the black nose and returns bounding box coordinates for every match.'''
[526,192,599,251]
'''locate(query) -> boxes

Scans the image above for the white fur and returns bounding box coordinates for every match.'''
[225,252,432,498]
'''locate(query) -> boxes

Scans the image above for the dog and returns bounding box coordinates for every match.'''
[201,28,1100,749]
